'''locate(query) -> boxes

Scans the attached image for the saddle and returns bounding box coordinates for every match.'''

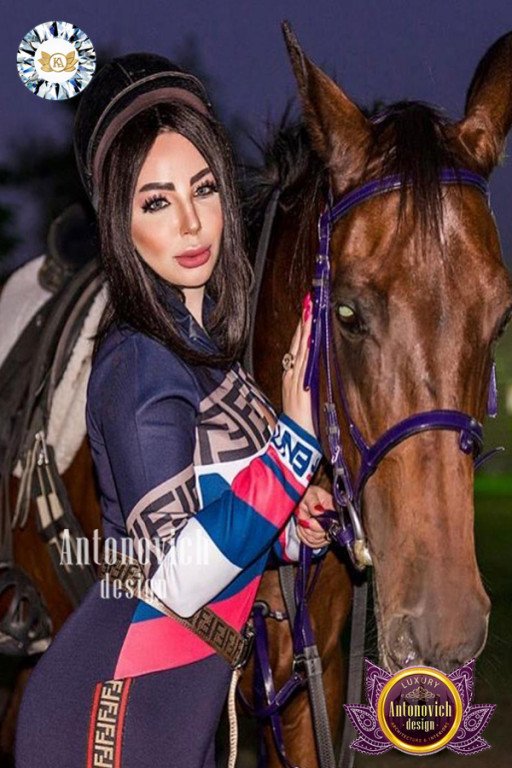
[0,203,103,655]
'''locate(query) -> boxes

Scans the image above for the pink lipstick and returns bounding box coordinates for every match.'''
[175,246,211,269]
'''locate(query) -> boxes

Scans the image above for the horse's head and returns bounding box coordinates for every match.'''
[283,24,512,672]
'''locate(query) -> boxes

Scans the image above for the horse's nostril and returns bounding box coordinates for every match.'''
[386,614,420,668]
[385,609,489,673]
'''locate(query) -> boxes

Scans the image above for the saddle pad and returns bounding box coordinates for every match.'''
[11,282,108,477]
[0,255,52,368]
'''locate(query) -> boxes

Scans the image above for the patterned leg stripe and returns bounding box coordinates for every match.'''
[86,678,132,768]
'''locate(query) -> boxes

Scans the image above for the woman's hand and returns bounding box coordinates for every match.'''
[281,293,315,437]
[295,484,332,549]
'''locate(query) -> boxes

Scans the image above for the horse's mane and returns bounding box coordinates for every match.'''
[242,110,326,288]
[370,101,462,237]
[243,110,323,222]
[244,100,463,280]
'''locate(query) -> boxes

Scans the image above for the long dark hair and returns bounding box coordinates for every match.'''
[92,102,252,367]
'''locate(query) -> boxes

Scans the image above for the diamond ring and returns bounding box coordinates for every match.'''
[282,352,295,372]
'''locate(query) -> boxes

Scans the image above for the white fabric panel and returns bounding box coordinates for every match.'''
[150,517,242,618]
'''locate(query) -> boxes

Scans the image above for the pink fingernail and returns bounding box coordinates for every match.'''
[302,292,312,321]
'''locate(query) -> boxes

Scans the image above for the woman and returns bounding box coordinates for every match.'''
[15,53,331,768]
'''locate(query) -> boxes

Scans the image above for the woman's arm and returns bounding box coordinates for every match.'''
[87,332,322,617]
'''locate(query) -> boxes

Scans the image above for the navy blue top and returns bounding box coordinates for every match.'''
[85,280,323,675]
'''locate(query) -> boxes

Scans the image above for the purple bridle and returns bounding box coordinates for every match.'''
[304,167,501,569]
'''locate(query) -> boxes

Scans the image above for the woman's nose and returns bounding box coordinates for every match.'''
[178,200,201,236]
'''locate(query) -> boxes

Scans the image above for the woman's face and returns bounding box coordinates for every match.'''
[131,131,223,290]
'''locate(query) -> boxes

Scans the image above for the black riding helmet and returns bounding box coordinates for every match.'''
[73,52,213,210]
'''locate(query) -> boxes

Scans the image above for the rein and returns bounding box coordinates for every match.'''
[305,167,502,569]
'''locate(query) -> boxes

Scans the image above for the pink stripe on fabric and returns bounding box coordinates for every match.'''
[231,452,302,529]
[277,524,293,563]
[208,575,260,630]
[113,576,261,678]
[113,616,214,678]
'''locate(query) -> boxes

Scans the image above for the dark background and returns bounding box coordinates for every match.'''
[0,1,511,277]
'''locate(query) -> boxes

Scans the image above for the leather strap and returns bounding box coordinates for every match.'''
[32,435,97,606]
[242,186,281,376]
[293,547,336,768]
[338,576,368,768]
[278,563,296,626]
[100,552,254,670]
[303,644,336,768]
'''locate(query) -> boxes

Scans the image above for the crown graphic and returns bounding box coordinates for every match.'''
[38,51,77,73]
[404,686,435,700]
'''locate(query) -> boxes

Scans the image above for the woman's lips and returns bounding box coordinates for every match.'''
[175,246,211,269]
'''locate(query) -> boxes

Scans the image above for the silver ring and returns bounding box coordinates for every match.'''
[282,352,295,372]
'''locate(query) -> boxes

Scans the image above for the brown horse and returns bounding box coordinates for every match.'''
[1,22,512,768]
[238,23,512,767]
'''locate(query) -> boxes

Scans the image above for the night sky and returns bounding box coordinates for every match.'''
[1,1,511,272]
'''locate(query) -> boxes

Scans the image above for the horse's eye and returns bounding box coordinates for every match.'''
[335,302,367,337]
[337,304,357,323]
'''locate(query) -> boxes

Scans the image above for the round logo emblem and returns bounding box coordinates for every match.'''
[17,21,96,100]
[377,666,463,755]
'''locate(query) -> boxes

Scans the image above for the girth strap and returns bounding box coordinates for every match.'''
[31,433,97,606]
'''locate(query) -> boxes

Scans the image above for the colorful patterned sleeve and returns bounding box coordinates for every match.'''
[87,333,323,617]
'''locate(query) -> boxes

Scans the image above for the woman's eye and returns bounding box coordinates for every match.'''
[194,180,218,197]
[140,180,218,213]
[141,194,169,214]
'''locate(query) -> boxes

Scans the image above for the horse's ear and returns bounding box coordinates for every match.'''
[281,21,371,190]
[452,32,512,175]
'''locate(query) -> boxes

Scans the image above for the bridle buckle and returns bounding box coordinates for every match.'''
[234,621,255,670]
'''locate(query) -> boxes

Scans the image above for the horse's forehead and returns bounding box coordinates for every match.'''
[331,255,505,319]
[328,190,507,301]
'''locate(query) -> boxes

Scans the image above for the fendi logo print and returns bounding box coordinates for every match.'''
[272,421,314,478]
[126,466,198,577]
[195,371,270,465]
[87,678,132,768]
[235,364,277,415]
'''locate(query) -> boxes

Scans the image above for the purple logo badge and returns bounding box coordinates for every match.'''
[345,659,495,756]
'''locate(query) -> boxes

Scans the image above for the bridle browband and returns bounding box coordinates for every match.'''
[305,167,502,569]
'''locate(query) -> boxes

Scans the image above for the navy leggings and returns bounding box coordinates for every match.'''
[15,581,232,767]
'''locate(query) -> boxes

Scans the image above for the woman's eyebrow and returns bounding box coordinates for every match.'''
[138,167,211,193]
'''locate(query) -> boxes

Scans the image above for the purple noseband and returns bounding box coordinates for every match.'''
[304,168,501,568]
